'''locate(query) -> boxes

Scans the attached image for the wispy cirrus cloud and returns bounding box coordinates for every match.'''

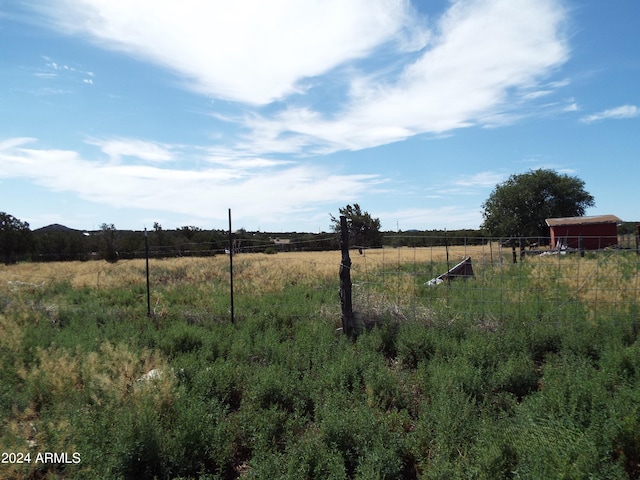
[36,56,95,85]
[580,104,639,124]
[453,172,506,188]
[378,206,483,230]
[87,138,175,163]
[232,0,570,155]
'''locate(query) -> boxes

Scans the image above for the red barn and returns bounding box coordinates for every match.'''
[545,215,621,250]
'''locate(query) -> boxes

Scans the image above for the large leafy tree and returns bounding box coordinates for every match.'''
[0,212,32,264]
[330,204,382,248]
[481,169,595,239]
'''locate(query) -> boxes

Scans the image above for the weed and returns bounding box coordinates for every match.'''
[1,250,639,478]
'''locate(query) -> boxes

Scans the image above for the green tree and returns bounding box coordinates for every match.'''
[481,169,595,239]
[0,212,32,264]
[330,204,382,248]
[100,223,119,263]
[178,226,202,241]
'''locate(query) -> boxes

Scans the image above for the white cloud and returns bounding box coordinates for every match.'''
[35,72,58,79]
[37,55,96,86]
[453,172,506,188]
[204,152,293,169]
[580,104,639,124]
[31,0,414,105]
[379,206,483,230]
[0,138,381,224]
[0,137,37,150]
[87,138,175,163]
[29,0,569,156]
[234,0,570,154]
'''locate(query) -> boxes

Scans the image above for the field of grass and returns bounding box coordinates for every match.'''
[1,248,640,479]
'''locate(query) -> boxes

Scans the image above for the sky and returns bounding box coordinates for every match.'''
[1,0,638,233]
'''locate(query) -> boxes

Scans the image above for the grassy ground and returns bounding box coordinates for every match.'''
[1,249,640,479]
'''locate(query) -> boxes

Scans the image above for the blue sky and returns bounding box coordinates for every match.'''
[1,0,638,232]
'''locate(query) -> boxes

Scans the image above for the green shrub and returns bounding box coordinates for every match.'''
[492,352,539,400]
[164,396,235,478]
[396,322,435,369]
[413,382,479,477]
[363,361,407,411]
[317,398,407,478]
[526,323,563,363]
[110,402,165,479]
[285,430,347,479]
[158,322,204,357]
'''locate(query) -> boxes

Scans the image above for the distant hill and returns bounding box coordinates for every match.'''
[33,224,82,234]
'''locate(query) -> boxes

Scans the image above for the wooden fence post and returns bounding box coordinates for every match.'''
[339,216,354,335]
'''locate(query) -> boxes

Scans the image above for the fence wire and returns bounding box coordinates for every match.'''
[2,235,639,328]
[350,236,640,326]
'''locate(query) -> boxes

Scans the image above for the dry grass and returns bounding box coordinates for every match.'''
[528,252,640,314]
[17,342,169,408]
[1,246,637,312]
[0,313,24,356]
[1,340,172,478]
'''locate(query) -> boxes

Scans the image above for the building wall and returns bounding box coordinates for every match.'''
[550,223,618,250]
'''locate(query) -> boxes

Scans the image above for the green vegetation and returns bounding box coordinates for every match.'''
[330,204,383,248]
[1,251,640,479]
[481,169,595,238]
[0,212,32,265]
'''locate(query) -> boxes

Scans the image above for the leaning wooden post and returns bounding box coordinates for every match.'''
[339,215,354,335]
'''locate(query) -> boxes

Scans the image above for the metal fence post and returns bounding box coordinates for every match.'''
[145,228,151,316]
[229,208,235,324]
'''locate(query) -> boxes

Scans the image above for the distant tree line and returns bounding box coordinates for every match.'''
[2,211,493,264]
[1,214,346,263]
[3,203,636,264]
[383,229,488,248]
[29,225,336,262]
[26,225,490,262]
